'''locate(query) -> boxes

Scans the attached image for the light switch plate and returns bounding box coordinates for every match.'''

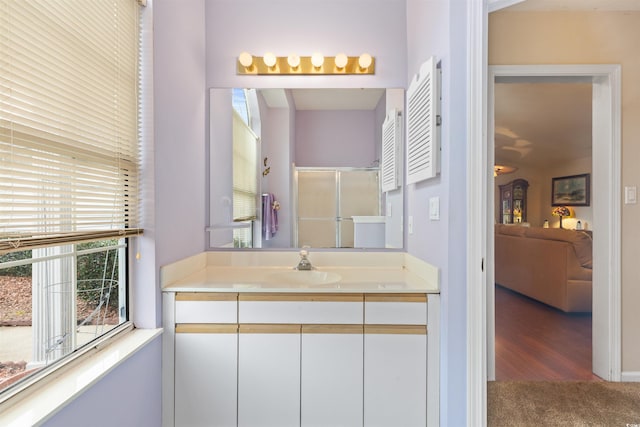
[408,215,414,234]
[625,186,637,204]
[429,197,440,220]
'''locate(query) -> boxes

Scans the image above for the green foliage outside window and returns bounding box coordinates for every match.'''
[0,240,121,310]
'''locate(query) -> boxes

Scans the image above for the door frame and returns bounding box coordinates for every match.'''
[467,4,621,426]
[486,65,622,383]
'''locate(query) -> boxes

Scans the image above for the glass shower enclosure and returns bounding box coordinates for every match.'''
[294,167,381,248]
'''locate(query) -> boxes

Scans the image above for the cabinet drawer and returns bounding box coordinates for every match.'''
[175,292,237,323]
[364,294,427,325]
[239,293,363,324]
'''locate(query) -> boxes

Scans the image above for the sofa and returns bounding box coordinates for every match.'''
[494,224,593,312]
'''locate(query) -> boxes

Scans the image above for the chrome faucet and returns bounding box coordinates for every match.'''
[295,247,314,270]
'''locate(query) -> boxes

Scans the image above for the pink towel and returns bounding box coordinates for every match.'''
[262,193,278,240]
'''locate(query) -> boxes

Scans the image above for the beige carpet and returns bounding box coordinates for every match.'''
[488,381,640,426]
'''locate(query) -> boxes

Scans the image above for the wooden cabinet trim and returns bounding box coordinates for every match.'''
[176,292,237,302]
[364,325,427,335]
[239,324,302,334]
[176,324,238,334]
[239,293,363,302]
[302,324,364,334]
[364,293,427,303]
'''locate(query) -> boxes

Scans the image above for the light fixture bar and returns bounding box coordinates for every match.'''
[237,54,375,75]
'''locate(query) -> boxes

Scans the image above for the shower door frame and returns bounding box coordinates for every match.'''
[293,166,381,248]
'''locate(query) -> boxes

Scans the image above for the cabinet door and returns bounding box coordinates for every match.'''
[238,325,301,427]
[365,294,427,325]
[239,293,363,324]
[175,293,237,324]
[364,326,427,427]
[175,325,238,427]
[301,325,363,427]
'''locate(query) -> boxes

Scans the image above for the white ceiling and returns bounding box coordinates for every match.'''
[494,81,592,169]
[292,89,385,110]
[259,88,385,111]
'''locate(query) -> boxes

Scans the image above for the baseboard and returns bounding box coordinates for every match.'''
[621,371,640,382]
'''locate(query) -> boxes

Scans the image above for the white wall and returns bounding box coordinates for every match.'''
[406,0,469,425]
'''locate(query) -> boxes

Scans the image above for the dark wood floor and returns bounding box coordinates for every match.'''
[495,285,601,381]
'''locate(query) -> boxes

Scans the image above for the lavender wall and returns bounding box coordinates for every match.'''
[154,0,207,268]
[260,95,294,248]
[405,0,469,425]
[209,89,234,247]
[295,110,377,167]
[205,0,407,89]
[43,336,162,427]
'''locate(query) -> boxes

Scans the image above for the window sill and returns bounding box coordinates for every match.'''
[0,328,162,426]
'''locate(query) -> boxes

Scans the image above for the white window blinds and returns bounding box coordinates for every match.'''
[232,110,258,222]
[0,0,141,252]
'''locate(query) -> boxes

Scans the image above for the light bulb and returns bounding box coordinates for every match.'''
[287,54,300,68]
[311,52,324,68]
[263,52,277,68]
[335,53,348,69]
[238,52,253,68]
[358,53,372,69]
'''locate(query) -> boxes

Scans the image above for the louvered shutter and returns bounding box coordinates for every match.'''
[381,109,402,192]
[406,57,440,184]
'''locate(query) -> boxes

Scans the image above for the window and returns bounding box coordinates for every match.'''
[232,89,259,248]
[0,0,142,397]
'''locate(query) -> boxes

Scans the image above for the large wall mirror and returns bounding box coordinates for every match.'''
[208,87,404,250]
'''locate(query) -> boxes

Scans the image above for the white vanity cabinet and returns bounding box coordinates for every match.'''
[363,294,428,427]
[163,291,439,427]
[364,325,427,427]
[175,325,238,427]
[172,293,238,427]
[238,324,301,427]
[300,325,364,427]
[238,293,364,427]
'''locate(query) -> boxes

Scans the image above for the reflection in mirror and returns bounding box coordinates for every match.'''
[208,88,404,250]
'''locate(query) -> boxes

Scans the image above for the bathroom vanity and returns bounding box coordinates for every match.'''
[161,251,440,427]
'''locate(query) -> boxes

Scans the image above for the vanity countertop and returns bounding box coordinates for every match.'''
[161,252,439,294]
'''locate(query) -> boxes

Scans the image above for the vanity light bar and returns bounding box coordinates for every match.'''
[237,52,375,75]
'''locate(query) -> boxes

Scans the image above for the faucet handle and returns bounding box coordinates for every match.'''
[300,245,311,257]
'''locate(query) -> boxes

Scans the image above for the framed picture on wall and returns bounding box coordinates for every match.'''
[551,173,590,206]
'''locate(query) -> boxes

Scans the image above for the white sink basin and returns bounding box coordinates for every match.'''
[266,270,342,286]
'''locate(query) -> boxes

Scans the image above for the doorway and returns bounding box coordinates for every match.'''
[492,77,596,380]
[486,65,622,383]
